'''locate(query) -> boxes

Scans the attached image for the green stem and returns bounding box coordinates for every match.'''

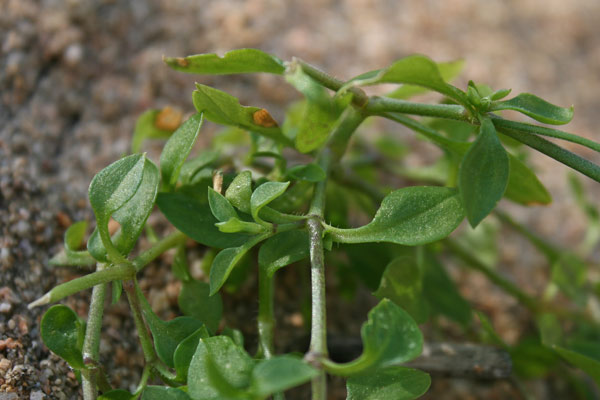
[81,264,108,400]
[444,238,539,312]
[257,265,275,359]
[367,96,469,121]
[306,151,330,400]
[293,58,369,106]
[495,125,600,183]
[133,231,187,272]
[124,279,157,363]
[134,364,152,395]
[327,107,367,161]
[492,117,600,153]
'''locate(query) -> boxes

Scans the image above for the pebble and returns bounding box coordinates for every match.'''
[29,391,44,400]
[0,302,12,314]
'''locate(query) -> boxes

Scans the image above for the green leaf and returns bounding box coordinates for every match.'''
[322,299,423,376]
[250,356,318,397]
[490,88,511,101]
[172,244,192,282]
[88,157,160,262]
[179,150,219,185]
[216,218,266,234]
[49,220,97,267]
[286,163,326,182]
[174,327,211,382]
[250,181,290,224]
[459,118,509,227]
[88,154,146,261]
[346,367,431,400]
[208,187,239,222]
[156,192,251,248]
[209,234,267,295]
[188,336,254,400]
[553,345,600,386]
[551,253,587,305]
[326,186,464,246]
[222,327,245,348]
[138,288,204,368]
[40,305,85,369]
[64,221,87,254]
[131,109,179,154]
[491,93,574,125]
[422,254,472,326]
[98,390,135,400]
[258,230,310,277]
[193,84,292,147]
[164,49,285,75]
[178,280,223,334]
[385,59,464,100]
[160,113,204,190]
[225,171,253,213]
[374,256,428,324]
[142,386,191,400]
[286,67,346,153]
[345,55,467,105]
[504,155,552,205]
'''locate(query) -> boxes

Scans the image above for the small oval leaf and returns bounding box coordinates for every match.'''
[459,118,509,227]
[346,367,431,400]
[225,171,253,213]
[286,163,326,182]
[40,305,85,369]
[208,187,239,222]
[326,186,464,246]
[250,356,318,397]
[160,113,204,190]
[491,93,574,125]
[164,49,285,75]
[250,181,290,223]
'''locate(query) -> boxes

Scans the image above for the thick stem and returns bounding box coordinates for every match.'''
[305,151,330,400]
[82,264,108,400]
[367,96,469,121]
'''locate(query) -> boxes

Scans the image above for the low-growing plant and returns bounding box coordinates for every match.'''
[31,49,600,399]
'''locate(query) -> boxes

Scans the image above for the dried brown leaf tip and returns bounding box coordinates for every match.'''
[155,106,183,131]
[176,57,189,67]
[253,108,278,128]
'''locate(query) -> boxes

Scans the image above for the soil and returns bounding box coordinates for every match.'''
[1,0,600,399]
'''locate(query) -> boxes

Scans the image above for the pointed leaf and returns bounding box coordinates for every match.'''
[552,345,600,385]
[209,234,267,295]
[188,336,254,400]
[179,150,219,185]
[88,157,159,261]
[258,230,310,277]
[40,305,85,369]
[88,154,146,261]
[193,84,292,147]
[322,299,423,376]
[225,171,253,213]
[250,356,318,397]
[374,256,428,324]
[326,186,464,246]
[208,187,239,222]
[174,326,210,382]
[164,49,285,75]
[250,181,290,223]
[504,155,552,205]
[156,192,251,248]
[345,55,467,105]
[160,113,204,190]
[459,118,509,227]
[346,367,431,400]
[216,218,266,234]
[491,93,573,125]
[64,221,87,254]
[385,59,464,100]
[178,280,223,333]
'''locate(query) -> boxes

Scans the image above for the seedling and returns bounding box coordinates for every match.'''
[32,49,600,399]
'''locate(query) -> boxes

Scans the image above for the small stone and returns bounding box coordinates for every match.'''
[0,302,12,314]
[29,391,44,400]
[63,43,83,67]
[14,220,30,237]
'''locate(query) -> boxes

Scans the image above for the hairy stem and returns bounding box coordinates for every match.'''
[306,151,330,400]
[367,96,469,121]
[81,264,108,400]
[133,230,187,272]
[124,279,157,363]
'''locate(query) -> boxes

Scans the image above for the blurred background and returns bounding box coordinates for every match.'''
[1,0,600,398]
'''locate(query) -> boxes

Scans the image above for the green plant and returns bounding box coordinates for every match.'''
[30,49,600,399]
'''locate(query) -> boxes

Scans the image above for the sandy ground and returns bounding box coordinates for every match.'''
[1,0,600,398]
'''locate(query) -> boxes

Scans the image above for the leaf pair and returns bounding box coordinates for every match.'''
[188,336,317,399]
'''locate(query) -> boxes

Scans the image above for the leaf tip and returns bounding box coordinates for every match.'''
[28,293,51,309]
